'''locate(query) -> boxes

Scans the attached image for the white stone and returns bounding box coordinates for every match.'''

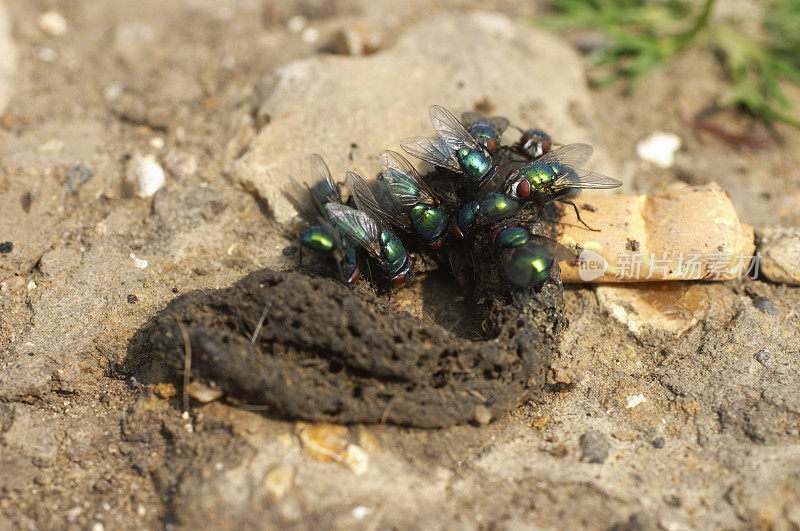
[352,506,371,520]
[637,132,681,168]
[130,253,148,269]
[125,154,165,198]
[38,11,68,37]
[625,394,646,409]
[286,15,307,34]
[300,27,319,44]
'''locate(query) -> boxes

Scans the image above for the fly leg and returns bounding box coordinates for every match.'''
[558,199,600,232]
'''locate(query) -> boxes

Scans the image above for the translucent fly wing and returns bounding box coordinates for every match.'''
[460,111,486,129]
[283,177,321,222]
[325,203,382,260]
[485,116,510,136]
[553,169,622,190]
[527,235,579,265]
[309,153,339,199]
[429,105,482,152]
[379,150,438,207]
[462,112,510,137]
[537,143,593,169]
[400,136,460,172]
[347,171,409,229]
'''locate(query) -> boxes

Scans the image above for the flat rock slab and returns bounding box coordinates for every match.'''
[559,183,756,283]
[227,12,612,223]
[143,266,565,428]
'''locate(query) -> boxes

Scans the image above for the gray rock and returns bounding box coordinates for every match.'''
[579,431,610,464]
[227,12,613,223]
[0,0,14,114]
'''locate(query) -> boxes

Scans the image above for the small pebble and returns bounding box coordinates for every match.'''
[64,165,94,193]
[93,479,111,493]
[352,506,371,520]
[130,253,148,269]
[473,405,492,426]
[751,296,777,315]
[264,464,293,502]
[343,443,369,476]
[172,287,179,293]
[0,241,12,254]
[637,132,681,168]
[153,382,177,399]
[127,294,138,304]
[286,15,307,34]
[125,154,165,198]
[38,11,68,37]
[754,350,770,365]
[186,381,224,403]
[579,431,610,464]
[334,26,384,56]
[301,27,319,44]
[652,437,666,449]
[625,394,646,409]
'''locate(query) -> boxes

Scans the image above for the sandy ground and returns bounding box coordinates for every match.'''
[2,1,800,529]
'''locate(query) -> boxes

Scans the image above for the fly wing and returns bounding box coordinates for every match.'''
[527,235,579,265]
[347,171,410,229]
[461,112,510,137]
[429,105,482,152]
[380,150,439,207]
[485,116,510,136]
[460,111,485,129]
[400,136,460,172]
[537,143,593,169]
[325,203,382,260]
[309,153,339,200]
[553,169,622,191]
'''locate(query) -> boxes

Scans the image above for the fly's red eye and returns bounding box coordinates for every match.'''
[521,133,531,146]
[541,138,551,154]
[485,138,497,153]
[516,180,531,198]
[391,274,406,285]
[429,240,443,250]
[348,268,360,284]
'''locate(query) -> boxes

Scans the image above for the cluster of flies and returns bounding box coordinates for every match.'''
[284,105,621,292]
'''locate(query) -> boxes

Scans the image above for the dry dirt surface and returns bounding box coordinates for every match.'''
[2,1,800,529]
